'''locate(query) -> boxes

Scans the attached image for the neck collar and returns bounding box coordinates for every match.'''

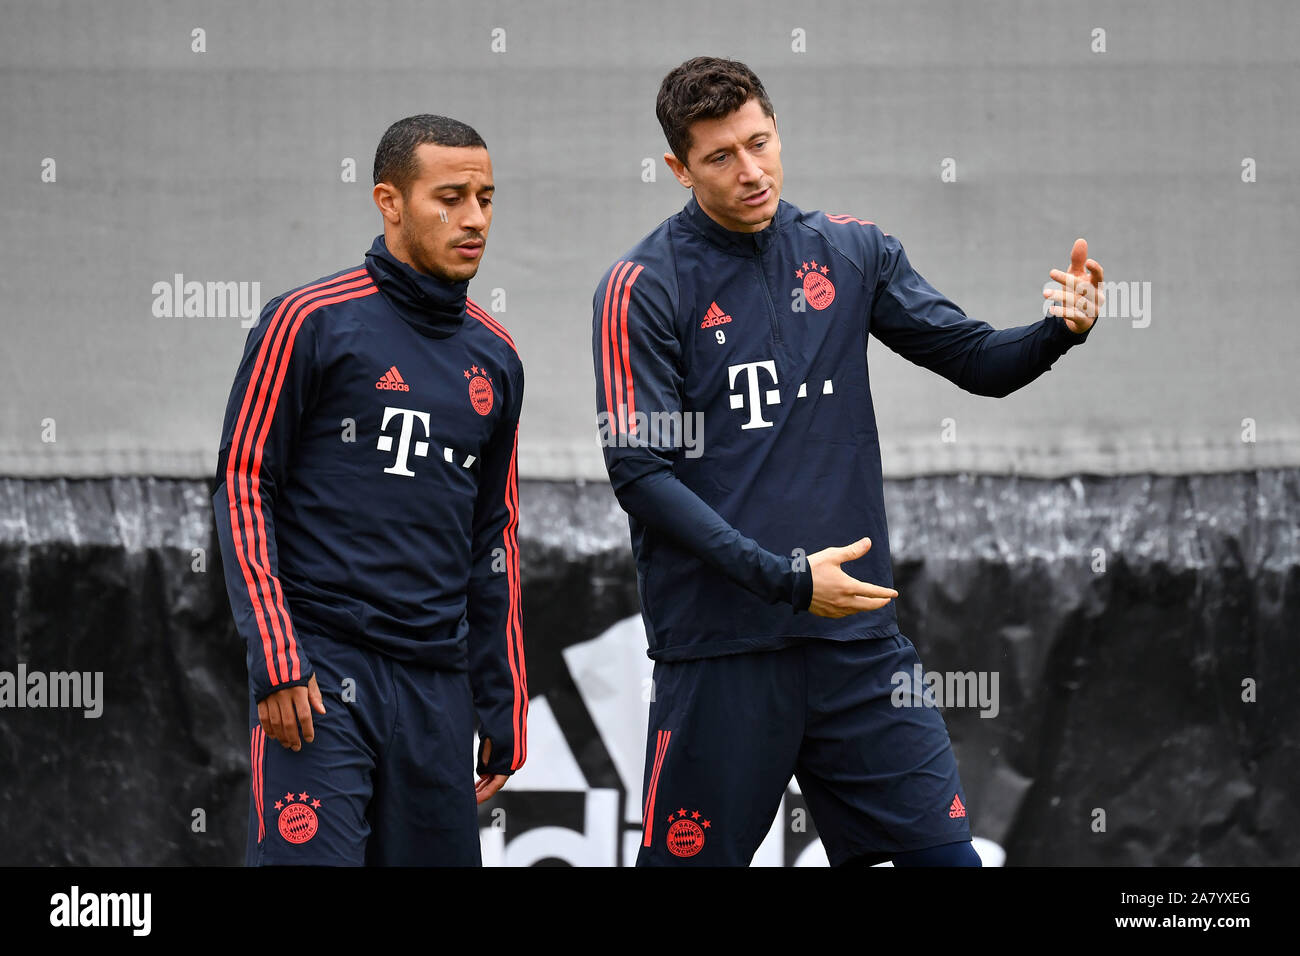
[683,192,789,256]
[364,235,468,338]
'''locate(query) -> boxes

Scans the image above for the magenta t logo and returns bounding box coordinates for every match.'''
[727,360,779,430]
[377,406,431,477]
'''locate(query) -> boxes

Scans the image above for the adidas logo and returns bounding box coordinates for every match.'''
[948,794,967,819]
[700,301,733,329]
[375,366,410,392]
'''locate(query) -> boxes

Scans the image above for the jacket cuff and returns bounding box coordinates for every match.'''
[792,565,814,611]
[477,735,518,777]
[252,673,313,704]
[1051,312,1092,347]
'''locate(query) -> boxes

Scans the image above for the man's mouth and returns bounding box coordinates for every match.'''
[740,187,771,206]
[453,239,484,259]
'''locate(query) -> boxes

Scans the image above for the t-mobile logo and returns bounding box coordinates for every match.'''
[728,360,780,430]
[377,406,431,477]
[727,360,837,430]
[376,406,478,477]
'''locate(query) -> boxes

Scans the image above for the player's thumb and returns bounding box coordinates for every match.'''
[1070,237,1088,274]
[838,536,871,562]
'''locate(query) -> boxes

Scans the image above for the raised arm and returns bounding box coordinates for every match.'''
[869,231,1097,398]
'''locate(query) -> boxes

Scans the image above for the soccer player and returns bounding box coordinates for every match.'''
[213,115,526,865]
[592,57,1103,867]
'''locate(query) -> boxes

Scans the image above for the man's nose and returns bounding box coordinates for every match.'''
[736,150,762,181]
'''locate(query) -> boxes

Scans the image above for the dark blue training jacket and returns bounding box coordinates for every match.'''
[213,235,527,775]
[592,195,1090,661]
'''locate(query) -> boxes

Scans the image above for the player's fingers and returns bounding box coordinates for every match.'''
[257,700,273,739]
[1086,258,1104,285]
[293,687,316,745]
[1045,287,1090,317]
[838,573,898,599]
[264,696,288,747]
[268,695,288,748]
[476,774,507,804]
[847,595,893,613]
[307,675,326,715]
[822,594,891,616]
[1080,287,1098,317]
[1048,268,1077,288]
[1077,284,1102,315]
[858,582,899,599]
[1067,289,1088,317]
[277,694,301,751]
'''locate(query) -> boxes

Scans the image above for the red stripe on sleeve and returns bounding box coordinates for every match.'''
[604,261,635,433]
[226,271,376,686]
[616,264,644,434]
[464,299,526,768]
[599,263,624,435]
[503,425,528,770]
[226,270,366,686]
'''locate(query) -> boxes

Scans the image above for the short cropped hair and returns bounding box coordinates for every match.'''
[656,56,776,165]
[373,114,486,196]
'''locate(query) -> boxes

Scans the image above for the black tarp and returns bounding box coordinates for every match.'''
[0,471,1296,865]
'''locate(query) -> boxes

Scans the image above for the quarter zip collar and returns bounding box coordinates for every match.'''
[682,192,791,256]
[364,234,468,339]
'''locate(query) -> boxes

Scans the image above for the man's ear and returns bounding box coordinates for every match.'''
[372,182,402,224]
[663,151,693,189]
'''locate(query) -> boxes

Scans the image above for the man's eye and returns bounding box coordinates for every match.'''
[753,140,767,150]
[441,196,460,205]
[480,197,493,206]
[712,154,727,165]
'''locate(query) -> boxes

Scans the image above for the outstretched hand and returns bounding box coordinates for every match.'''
[1044,238,1105,334]
[807,537,898,619]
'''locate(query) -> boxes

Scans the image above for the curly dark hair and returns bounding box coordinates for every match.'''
[656,56,776,165]
[373,114,486,196]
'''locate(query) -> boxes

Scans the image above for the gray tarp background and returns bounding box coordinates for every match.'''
[2,0,1298,868]
[2,0,1297,480]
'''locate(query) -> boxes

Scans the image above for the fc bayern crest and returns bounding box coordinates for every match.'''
[464,365,494,416]
[664,807,710,858]
[796,260,836,311]
[275,790,321,845]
